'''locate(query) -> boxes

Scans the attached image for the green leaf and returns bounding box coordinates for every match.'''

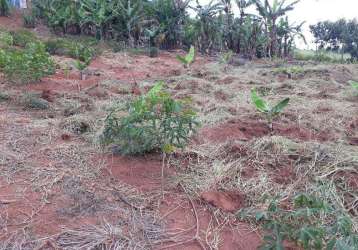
[350,80,358,90]
[271,98,289,116]
[185,45,195,65]
[176,54,187,65]
[251,89,270,113]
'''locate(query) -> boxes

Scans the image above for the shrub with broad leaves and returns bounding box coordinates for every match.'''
[100,82,199,155]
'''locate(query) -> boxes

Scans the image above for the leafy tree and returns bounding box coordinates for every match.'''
[190,0,223,53]
[310,19,358,60]
[253,0,300,57]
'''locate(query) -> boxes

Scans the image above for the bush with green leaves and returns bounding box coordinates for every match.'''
[0,30,13,48]
[241,193,358,250]
[0,42,55,84]
[176,45,195,68]
[44,38,96,62]
[101,82,199,155]
[251,89,289,133]
[10,30,39,47]
[23,12,37,28]
[350,81,358,92]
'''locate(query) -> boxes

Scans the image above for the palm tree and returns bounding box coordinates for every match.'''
[253,0,300,57]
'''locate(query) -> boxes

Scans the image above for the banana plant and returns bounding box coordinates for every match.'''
[78,0,114,40]
[251,89,289,133]
[176,45,195,68]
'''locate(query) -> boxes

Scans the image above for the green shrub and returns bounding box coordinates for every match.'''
[242,193,358,250]
[101,82,199,155]
[10,30,39,47]
[0,42,55,84]
[23,12,37,28]
[0,30,13,48]
[0,0,10,16]
[44,38,96,62]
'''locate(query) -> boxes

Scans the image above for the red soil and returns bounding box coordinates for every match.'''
[199,118,334,143]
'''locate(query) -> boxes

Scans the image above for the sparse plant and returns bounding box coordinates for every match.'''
[176,45,195,68]
[100,82,199,155]
[10,30,39,47]
[350,81,358,92]
[251,88,289,133]
[0,30,13,48]
[274,66,304,78]
[242,193,358,250]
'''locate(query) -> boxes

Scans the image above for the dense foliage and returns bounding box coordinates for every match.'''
[0,0,10,16]
[30,0,305,58]
[0,42,55,84]
[101,82,199,155]
[310,19,358,61]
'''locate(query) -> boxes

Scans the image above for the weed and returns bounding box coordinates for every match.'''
[274,66,304,78]
[176,45,195,68]
[23,11,37,28]
[240,192,358,250]
[101,82,199,155]
[0,42,55,84]
[0,30,13,48]
[10,30,39,47]
[44,38,96,62]
[350,81,358,92]
[251,89,289,133]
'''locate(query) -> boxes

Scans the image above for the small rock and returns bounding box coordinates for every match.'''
[200,191,245,212]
